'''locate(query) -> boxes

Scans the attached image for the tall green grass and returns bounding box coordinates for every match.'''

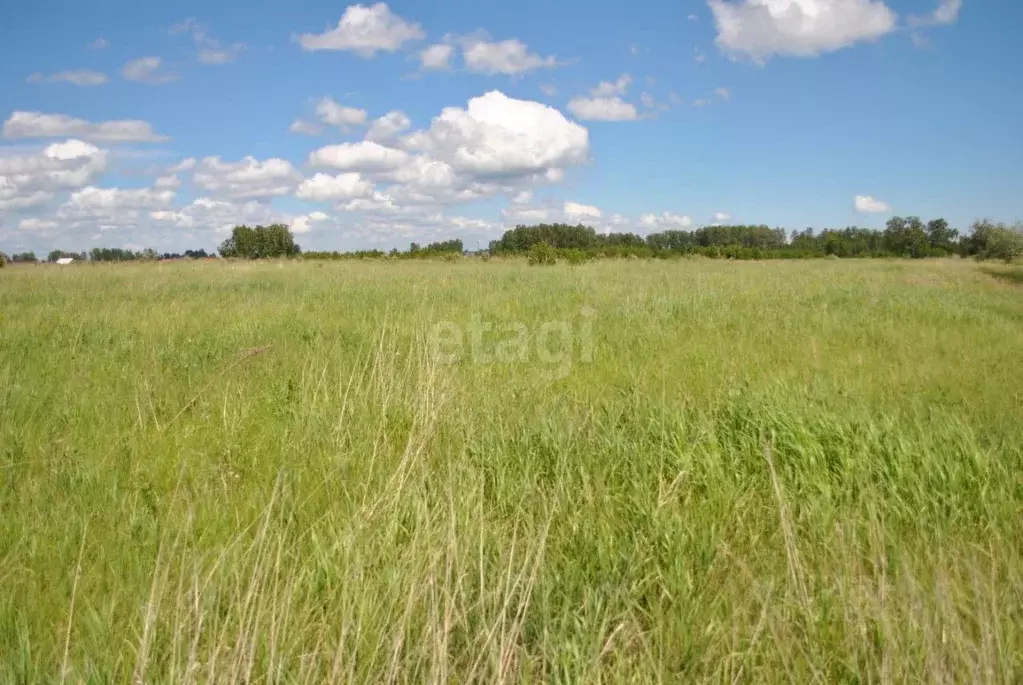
[0,258,1020,683]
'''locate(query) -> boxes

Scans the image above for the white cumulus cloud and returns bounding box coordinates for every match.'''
[150,197,289,234]
[402,91,587,178]
[640,212,693,228]
[462,37,556,75]
[568,96,638,121]
[0,140,108,211]
[2,111,168,142]
[54,90,589,248]
[420,44,454,70]
[854,194,891,213]
[296,172,375,201]
[308,141,411,171]
[291,211,332,234]
[43,139,102,161]
[709,0,897,61]
[366,111,411,142]
[564,201,602,221]
[193,156,302,198]
[315,97,368,129]
[58,185,177,227]
[381,156,457,189]
[296,3,424,56]
[65,186,175,212]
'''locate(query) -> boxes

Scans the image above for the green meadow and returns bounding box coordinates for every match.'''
[1,258,1020,683]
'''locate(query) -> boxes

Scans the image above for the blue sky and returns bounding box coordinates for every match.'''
[0,0,1020,253]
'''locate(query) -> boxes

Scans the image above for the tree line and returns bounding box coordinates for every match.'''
[490,218,1022,262]
[302,238,464,261]
[4,217,1020,267]
[0,249,215,264]
[295,218,1021,263]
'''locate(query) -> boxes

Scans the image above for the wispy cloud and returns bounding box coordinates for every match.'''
[122,57,179,85]
[27,70,108,86]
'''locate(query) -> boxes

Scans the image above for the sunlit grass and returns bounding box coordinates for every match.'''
[0,258,1020,683]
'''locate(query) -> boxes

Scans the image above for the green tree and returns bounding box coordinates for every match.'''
[647,230,697,253]
[490,224,600,252]
[966,220,1023,262]
[883,216,929,258]
[219,224,301,259]
[925,218,958,253]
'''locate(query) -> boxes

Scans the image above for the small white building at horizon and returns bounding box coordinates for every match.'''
[55,257,74,266]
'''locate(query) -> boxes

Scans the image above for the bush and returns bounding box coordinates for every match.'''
[984,227,1023,263]
[967,220,1023,263]
[561,248,589,265]
[527,242,557,266]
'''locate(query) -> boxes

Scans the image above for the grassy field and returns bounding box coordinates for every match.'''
[1,257,1021,683]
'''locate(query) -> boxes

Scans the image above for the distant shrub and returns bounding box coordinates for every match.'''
[528,242,557,266]
[561,248,589,265]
